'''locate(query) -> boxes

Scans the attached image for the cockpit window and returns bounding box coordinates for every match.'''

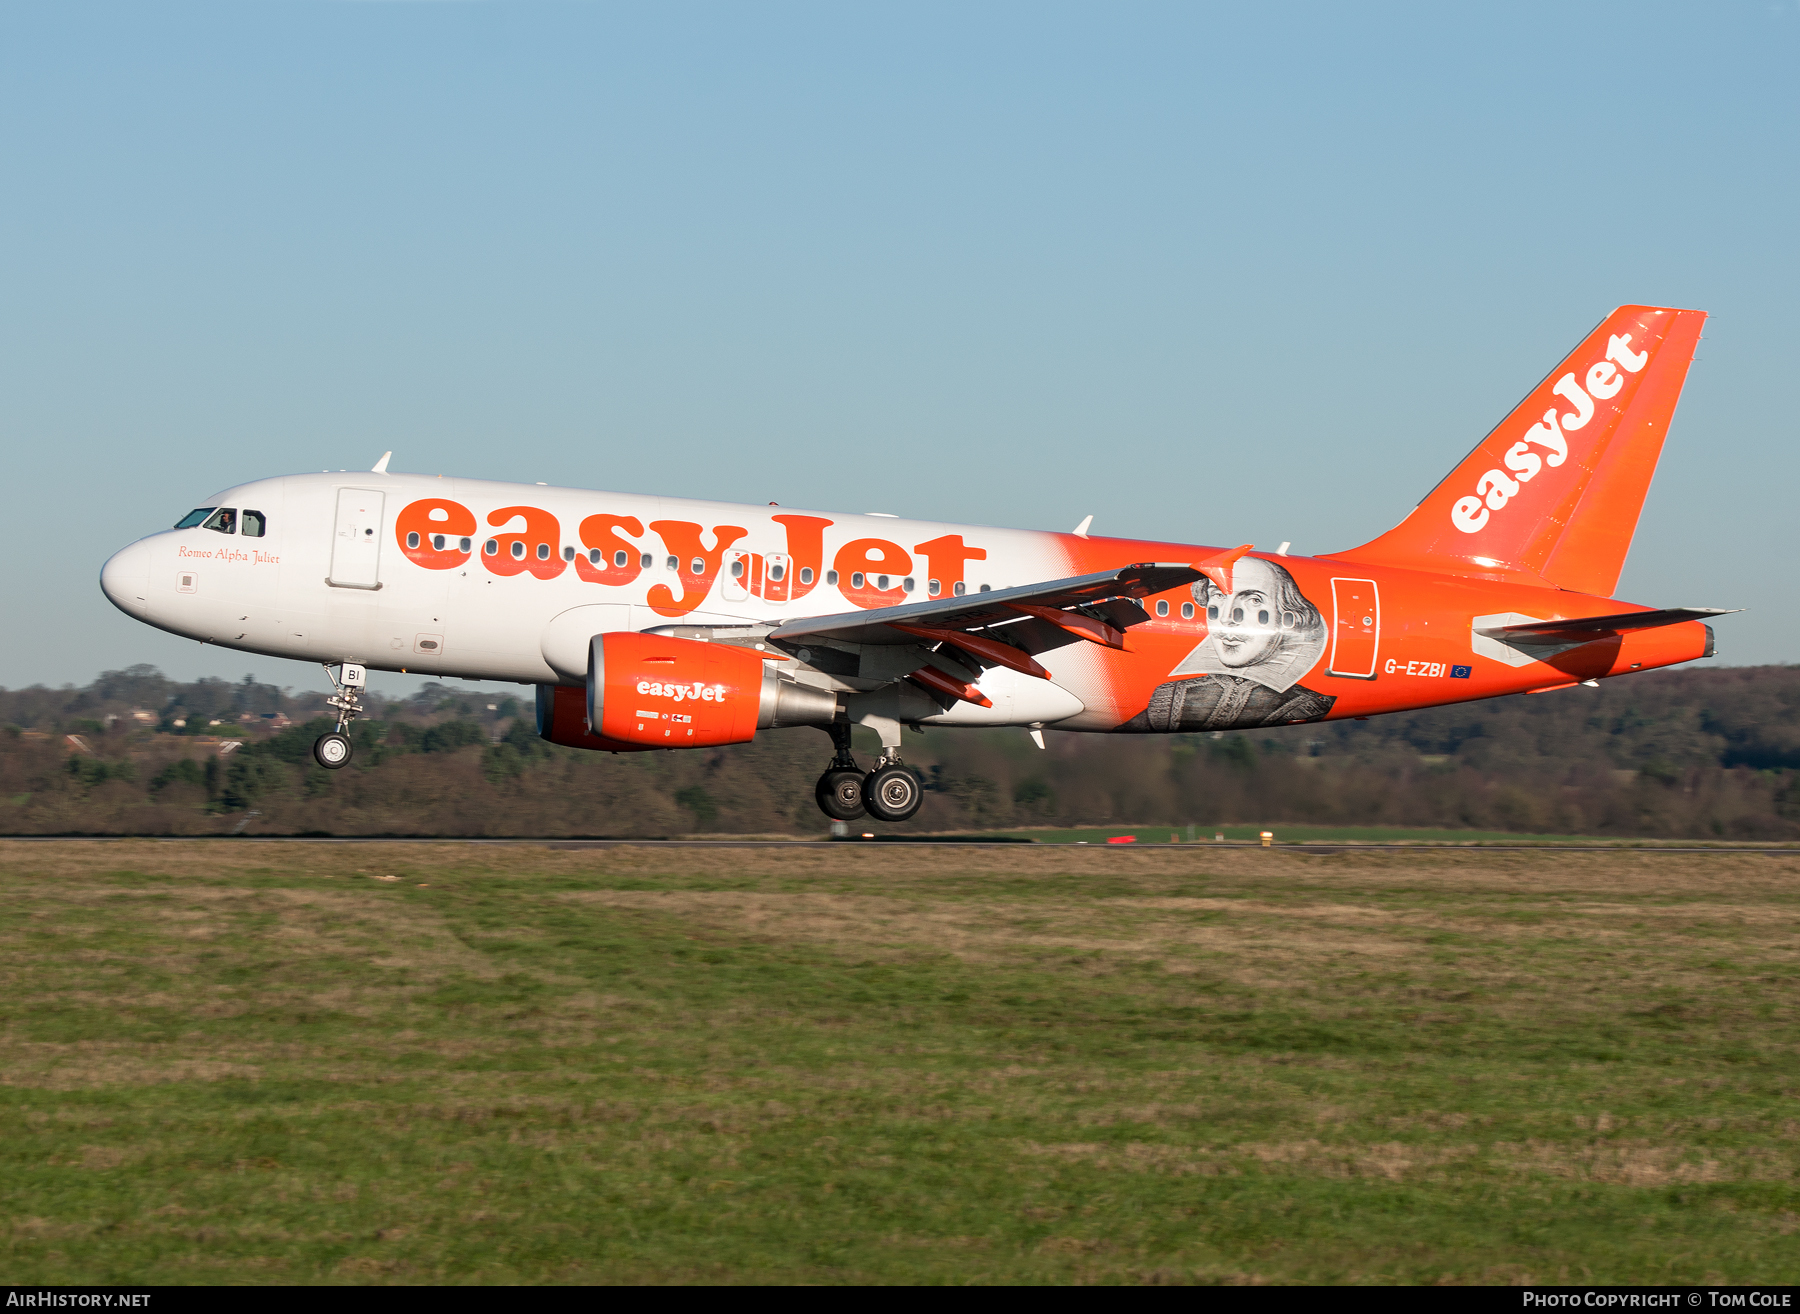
[202,508,237,535]
[241,510,266,538]
[175,508,215,529]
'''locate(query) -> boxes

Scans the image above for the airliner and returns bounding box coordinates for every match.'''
[100,305,1730,823]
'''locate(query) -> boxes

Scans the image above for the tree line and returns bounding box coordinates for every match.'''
[2,662,1798,837]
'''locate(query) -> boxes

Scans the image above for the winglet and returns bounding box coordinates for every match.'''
[1192,544,1254,596]
[1072,515,1093,539]
[371,451,392,474]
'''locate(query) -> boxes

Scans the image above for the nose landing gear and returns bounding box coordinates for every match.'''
[311,662,367,770]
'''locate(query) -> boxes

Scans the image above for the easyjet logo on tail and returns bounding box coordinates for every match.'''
[1451,333,1651,534]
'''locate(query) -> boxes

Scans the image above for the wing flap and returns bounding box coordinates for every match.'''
[766,563,1198,647]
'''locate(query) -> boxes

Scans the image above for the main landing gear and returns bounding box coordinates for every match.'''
[862,762,922,823]
[312,662,367,770]
[815,723,866,820]
[813,722,924,824]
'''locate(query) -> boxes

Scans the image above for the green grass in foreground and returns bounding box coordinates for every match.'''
[1,840,1797,1284]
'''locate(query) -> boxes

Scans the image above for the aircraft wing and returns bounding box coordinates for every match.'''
[767,562,1199,647]
[1475,607,1739,644]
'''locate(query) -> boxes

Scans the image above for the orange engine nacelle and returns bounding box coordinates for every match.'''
[535,632,839,752]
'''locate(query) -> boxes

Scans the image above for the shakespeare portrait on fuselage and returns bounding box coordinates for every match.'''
[101,305,1734,823]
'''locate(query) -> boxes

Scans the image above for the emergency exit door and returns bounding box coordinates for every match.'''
[1328,577,1380,679]
[328,488,385,589]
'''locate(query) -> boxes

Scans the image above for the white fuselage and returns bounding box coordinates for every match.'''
[99,471,1123,729]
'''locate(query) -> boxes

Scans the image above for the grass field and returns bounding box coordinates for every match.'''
[1,840,1796,1284]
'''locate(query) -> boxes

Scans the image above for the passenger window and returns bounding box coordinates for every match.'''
[459,538,471,552]
[826,570,839,586]
[641,553,653,569]
[1207,604,1219,620]
[851,572,865,589]
[769,563,785,581]
[978,584,991,593]
[175,508,215,530]
[666,556,678,571]
[536,543,551,560]
[903,577,914,592]
[1181,602,1194,620]
[690,557,706,575]
[432,534,445,551]
[730,559,745,579]
[613,550,628,568]
[928,579,940,597]
[202,508,236,535]
[953,581,966,596]
[800,567,814,585]
[1156,599,1170,617]
[875,574,888,590]
[241,510,266,537]
[511,542,526,560]
[407,532,421,549]
[485,539,499,555]
[1258,609,1270,625]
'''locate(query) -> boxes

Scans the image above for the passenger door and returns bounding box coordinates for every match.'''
[1327,577,1380,679]
[328,488,385,589]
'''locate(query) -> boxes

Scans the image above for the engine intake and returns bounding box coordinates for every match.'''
[536,631,839,751]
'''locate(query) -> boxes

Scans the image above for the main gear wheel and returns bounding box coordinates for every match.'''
[862,764,923,822]
[816,768,866,821]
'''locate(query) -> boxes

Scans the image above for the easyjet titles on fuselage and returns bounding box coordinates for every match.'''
[392,498,992,618]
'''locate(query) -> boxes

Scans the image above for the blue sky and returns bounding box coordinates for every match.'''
[2,1,1795,696]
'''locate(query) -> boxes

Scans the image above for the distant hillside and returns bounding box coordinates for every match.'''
[3,663,1797,838]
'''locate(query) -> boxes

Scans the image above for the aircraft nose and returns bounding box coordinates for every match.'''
[100,539,153,618]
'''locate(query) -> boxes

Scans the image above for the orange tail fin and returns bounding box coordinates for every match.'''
[1333,305,1705,596]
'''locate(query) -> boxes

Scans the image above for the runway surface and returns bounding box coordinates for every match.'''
[4,835,1798,853]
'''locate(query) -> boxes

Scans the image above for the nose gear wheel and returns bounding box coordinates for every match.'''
[312,732,353,769]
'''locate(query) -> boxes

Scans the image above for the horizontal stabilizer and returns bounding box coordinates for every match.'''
[1475,607,1737,644]
[767,563,1199,647]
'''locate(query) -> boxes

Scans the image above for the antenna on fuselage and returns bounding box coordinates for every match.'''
[371,451,392,474]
